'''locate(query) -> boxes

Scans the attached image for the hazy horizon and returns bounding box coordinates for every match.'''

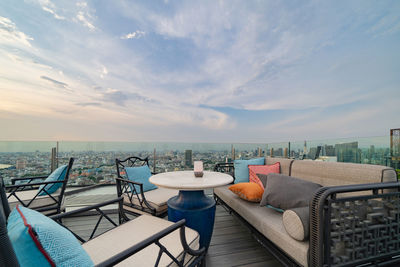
[1,1,399,143]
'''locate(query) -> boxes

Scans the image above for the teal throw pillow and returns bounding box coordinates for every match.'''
[7,206,94,267]
[234,158,265,184]
[38,165,68,196]
[125,165,157,193]
[267,204,284,213]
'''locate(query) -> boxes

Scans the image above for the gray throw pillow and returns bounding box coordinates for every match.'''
[283,206,309,241]
[256,173,268,188]
[260,173,321,209]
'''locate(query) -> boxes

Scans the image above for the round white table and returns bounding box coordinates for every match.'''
[149,171,233,249]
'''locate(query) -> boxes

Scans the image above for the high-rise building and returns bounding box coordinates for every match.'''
[185,150,192,167]
[324,145,335,156]
[391,128,400,169]
[335,142,361,163]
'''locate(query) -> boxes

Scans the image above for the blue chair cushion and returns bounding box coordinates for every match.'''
[7,206,94,267]
[125,165,157,193]
[233,158,265,184]
[38,165,68,196]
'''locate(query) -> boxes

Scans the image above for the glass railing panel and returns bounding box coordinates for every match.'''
[0,141,57,185]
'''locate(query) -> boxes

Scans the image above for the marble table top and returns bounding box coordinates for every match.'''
[149,171,233,190]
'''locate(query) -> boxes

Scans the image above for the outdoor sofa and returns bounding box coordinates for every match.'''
[214,157,400,267]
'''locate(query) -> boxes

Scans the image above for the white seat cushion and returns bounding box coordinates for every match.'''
[7,189,61,210]
[124,187,179,215]
[83,215,200,266]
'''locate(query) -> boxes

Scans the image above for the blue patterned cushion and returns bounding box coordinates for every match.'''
[38,165,68,196]
[7,206,94,267]
[234,158,265,184]
[125,165,157,193]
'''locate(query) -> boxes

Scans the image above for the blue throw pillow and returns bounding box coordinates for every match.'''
[7,206,94,267]
[234,158,265,184]
[38,164,68,196]
[125,165,157,193]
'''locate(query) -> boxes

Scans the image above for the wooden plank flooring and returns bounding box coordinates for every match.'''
[62,204,282,266]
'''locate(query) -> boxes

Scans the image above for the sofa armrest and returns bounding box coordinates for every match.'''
[310,182,400,267]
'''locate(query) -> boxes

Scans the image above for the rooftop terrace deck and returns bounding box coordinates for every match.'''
[63,186,282,266]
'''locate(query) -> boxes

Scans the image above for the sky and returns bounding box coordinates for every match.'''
[0,0,399,143]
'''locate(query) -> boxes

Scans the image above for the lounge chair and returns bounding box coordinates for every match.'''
[5,157,74,216]
[0,177,206,266]
[116,156,179,220]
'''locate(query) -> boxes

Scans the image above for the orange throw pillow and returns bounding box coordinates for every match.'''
[248,163,280,189]
[229,182,264,202]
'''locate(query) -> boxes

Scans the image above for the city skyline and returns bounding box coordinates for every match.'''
[1,1,399,142]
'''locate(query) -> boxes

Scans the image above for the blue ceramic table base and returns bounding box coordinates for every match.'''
[168,190,216,250]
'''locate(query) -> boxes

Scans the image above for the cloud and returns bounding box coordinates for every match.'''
[38,0,65,20]
[121,31,145,39]
[0,16,34,47]
[101,88,128,106]
[74,2,96,31]
[40,76,70,91]
[76,102,102,107]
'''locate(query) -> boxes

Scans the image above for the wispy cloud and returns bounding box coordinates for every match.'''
[38,0,65,20]
[40,76,71,92]
[121,30,145,39]
[0,16,33,47]
[74,2,96,31]
[76,102,102,107]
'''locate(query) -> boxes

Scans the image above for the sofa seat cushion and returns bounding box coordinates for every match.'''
[123,187,179,215]
[7,189,61,211]
[215,185,309,266]
[283,206,309,241]
[83,215,200,266]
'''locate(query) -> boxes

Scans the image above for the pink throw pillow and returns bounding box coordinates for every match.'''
[248,163,281,189]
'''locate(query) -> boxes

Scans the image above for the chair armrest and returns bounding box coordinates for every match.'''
[95,219,206,267]
[115,177,156,215]
[11,175,48,185]
[51,197,123,243]
[51,197,123,220]
[310,182,400,267]
[6,180,65,190]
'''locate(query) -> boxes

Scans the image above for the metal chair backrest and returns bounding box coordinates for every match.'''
[0,178,19,267]
[116,156,150,178]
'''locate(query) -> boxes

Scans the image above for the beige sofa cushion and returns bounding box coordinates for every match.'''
[83,214,199,266]
[7,189,61,211]
[124,187,179,215]
[290,160,397,187]
[215,185,308,266]
[265,157,294,176]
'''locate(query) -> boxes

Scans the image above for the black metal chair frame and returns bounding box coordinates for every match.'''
[0,178,206,267]
[116,156,164,221]
[213,162,400,267]
[213,162,234,181]
[5,158,74,216]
